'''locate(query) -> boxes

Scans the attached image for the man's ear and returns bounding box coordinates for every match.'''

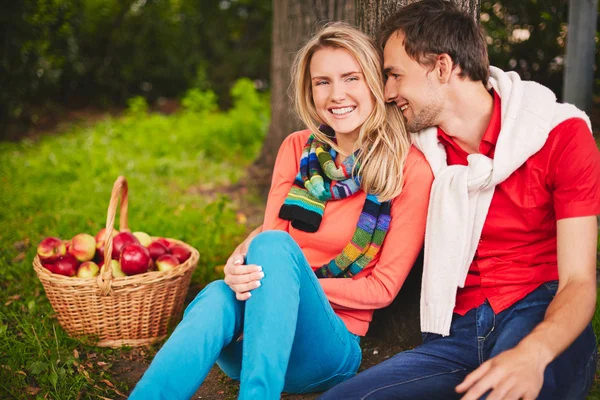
[436,54,454,84]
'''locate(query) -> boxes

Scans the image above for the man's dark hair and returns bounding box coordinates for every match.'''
[378,0,489,83]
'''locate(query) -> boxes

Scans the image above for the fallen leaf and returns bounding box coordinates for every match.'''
[12,253,25,263]
[97,361,108,367]
[80,368,92,383]
[17,370,26,376]
[13,239,30,251]
[26,386,40,395]
[73,349,79,359]
[101,379,115,388]
[217,391,224,395]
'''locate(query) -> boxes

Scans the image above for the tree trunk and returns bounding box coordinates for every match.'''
[358,0,481,349]
[358,0,480,38]
[562,0,598,115]
[249,0,355,194]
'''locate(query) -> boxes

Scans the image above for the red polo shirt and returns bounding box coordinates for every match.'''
[437,91,600,316]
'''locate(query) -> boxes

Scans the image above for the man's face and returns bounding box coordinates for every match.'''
[383,31,443,132]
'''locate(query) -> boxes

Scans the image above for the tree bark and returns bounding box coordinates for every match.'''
[358,0,480,38]
[562,0,598,115]
[358,0,481,348]
[249,0,355,194]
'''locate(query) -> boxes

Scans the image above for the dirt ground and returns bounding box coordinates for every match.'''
[113,336,406,399]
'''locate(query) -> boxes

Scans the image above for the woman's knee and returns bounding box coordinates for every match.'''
[247,230,296,256]
[184,280,236,317]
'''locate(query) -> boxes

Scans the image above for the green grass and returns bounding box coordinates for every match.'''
[0,90,599,398]
[0,80,268,399]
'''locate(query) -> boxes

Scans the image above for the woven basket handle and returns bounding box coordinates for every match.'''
[97,176,130,295]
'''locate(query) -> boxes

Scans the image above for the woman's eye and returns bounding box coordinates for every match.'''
[346,76,358,82]
[315,80,328,86]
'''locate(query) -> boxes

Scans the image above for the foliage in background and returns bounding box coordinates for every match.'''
[480,0,600,99]
[0,0,271,138]
[2,0,599,139]
[0,80,268,398]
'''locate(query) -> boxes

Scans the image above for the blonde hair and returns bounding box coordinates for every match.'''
[291,22,411,202]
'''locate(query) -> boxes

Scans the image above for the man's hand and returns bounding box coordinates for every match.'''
[223,225,263,301]
[456,343,548,400]
[458,216,598,400]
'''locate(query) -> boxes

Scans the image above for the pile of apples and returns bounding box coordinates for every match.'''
[36,229,191,278]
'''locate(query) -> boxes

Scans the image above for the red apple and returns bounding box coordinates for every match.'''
[111,232,140,259]
[42,261,56,273]
[95,240,107,261]
[154,238,172,249]
[37,237,66,262]
[68,233,96,262]
[170,244,191,263]
[119,243,151,275]
[95,228,118,243]
[95,228,118,260]
[156,254,179,272]
[147,241,170,260]
[133,231,152,247]
[77,261,100,278]
[53,254,79,277]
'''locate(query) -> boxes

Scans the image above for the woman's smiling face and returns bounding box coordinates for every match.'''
[310,47,375,143]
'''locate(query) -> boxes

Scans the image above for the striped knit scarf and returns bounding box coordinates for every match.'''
[279,128,392,278]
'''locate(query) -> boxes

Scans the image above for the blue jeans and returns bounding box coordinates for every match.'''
[130,231,362,400]
[319,281,597,400]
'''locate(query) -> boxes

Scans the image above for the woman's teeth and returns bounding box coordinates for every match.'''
[331,106,355,115]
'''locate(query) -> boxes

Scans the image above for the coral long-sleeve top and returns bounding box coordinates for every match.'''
[263,130,434,336]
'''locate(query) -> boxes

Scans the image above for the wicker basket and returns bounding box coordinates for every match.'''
[33,176,199,348]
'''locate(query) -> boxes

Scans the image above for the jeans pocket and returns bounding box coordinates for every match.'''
[543,280,559,296]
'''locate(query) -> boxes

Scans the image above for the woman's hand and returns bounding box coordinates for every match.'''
[224,226,263,301]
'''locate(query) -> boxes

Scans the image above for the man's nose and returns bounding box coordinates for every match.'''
[384,80,397,103]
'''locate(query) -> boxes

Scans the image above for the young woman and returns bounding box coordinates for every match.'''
[130,22,433,400]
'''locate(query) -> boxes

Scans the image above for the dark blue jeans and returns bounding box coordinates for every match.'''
[319,281,597,400]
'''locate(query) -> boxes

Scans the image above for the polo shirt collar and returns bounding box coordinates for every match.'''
[437,90,502,158]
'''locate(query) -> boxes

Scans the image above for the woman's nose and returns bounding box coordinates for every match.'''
[330,83,346,102]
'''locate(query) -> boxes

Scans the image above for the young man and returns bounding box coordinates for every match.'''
[316,0,600,399]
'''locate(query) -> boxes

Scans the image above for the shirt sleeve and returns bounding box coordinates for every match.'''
[262,132,307,231]
[549,118,600,220]
[318,148,434,310]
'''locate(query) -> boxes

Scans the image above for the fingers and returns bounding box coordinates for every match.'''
[228,252,245,266]
[456,361,490,394]
[236,292,251,301]
[223,258,263,302]
[224,269,263,284]
[229,278,262,293]
[224,263,262,276]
